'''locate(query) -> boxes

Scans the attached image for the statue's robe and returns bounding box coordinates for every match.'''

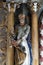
[14,24,32,65]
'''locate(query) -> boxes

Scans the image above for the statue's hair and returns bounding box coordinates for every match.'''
[15,3,31,16]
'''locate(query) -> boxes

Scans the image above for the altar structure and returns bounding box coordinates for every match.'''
[0,0,43,65]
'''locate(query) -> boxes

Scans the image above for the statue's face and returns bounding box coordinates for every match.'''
[18,14,25,26]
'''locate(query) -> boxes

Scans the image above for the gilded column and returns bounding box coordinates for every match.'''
[31,2,39,65]
[7,2,16,65]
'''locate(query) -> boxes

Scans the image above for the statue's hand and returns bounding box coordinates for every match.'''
[12,40,18,47]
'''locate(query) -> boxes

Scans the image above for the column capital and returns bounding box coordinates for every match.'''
[6,2,17,12]
[31,1,40,12]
